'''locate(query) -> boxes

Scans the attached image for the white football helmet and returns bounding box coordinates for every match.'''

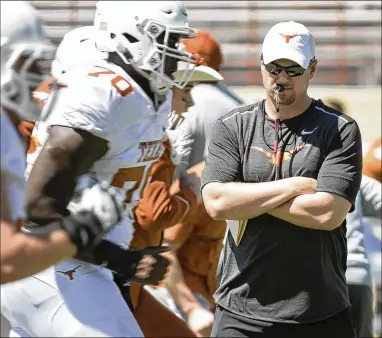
[1,1,55,121]
[51,26,102,79]
[94,1,198,95]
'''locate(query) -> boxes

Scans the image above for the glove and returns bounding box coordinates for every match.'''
[166,116,194,167]
[89,240,171,285]
[84,240,171,284]
[127,246,171,285]
[62,175,125,252]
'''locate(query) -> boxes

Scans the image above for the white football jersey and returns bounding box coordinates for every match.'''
[0,111,26,224]
[26,61,171,282]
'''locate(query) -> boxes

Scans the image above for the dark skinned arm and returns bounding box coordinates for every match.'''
[26,125,116,264]
[26,125,169,281]
[27,125,109,224]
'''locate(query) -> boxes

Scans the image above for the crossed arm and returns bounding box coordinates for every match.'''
[201,119,362,232]
[202,180,351,231]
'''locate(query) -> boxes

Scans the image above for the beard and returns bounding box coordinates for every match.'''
[272,90,296,106]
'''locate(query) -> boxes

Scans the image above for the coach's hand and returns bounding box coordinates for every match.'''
[127,246,171,285]
[290,177,317,195]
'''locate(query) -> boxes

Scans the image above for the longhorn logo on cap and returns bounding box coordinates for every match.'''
[280,33,298,43]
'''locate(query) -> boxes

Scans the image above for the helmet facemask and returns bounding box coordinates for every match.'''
[111,19,199,95]
[1,41,55,121]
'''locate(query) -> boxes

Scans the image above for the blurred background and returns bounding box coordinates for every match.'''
[16,2,381,337]
[29,0,381,143]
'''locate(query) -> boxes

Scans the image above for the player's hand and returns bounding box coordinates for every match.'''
[179,171,201,198]
[187,306,214,338]
[167,110,183,130]
[290,176,317,195]
[63,175,125,251]
[128,246,171,285]
[166,118,194,166]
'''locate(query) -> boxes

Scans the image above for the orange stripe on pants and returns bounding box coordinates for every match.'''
[133,288,196,337]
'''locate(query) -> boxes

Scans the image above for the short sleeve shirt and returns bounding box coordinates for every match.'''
[201,99,363,323]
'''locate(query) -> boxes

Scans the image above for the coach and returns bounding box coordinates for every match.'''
[201,21,362,337]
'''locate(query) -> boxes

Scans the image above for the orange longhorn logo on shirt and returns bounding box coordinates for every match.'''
[56,265,82,280]
[251,144,311,168]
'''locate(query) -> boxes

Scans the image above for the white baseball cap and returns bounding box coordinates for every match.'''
[173,43,224,83]
[173,64,223,83]
[262,21,315,69]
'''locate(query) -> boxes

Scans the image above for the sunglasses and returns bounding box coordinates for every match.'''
[265,62,307,77]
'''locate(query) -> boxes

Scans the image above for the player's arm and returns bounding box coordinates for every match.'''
[162,249,214,338]
[163,162,207,249]
[268,122,363,231]
[162,251,198,312]
[25,79,128,265]
[25,116,167,282]
[27,125,109,222]
[147,162,213,334]
[160,178,202,321]
[201,120,316,220]
[1,176,76,284]
[163,210,195,250]
[161,207,200,319]
[25,79,170,283]
[135,139,196,232]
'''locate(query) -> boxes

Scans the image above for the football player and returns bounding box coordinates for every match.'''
[0,1,124,284]
[1,1,198,337]
[6,18,169,288]
[44,24,203,337]
[29,23,192,303]
[26,19,177,310]
[128,68,221,338]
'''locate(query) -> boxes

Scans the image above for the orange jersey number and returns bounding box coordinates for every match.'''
[111,165,152,203]
[88,67,133,97]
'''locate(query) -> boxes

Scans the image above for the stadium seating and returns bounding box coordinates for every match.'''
[29,0,381,86]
